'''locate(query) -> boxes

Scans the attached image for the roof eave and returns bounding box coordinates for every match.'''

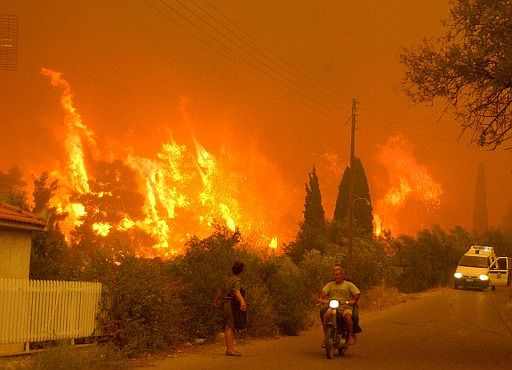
[0,220,46,232]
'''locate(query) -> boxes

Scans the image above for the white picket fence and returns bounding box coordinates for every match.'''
[0,279,102,344]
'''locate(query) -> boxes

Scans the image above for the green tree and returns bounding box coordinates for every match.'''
[333,157,373,235]
[286,166,327,262]
[481,228,512,257]
[401,0,512,149]
[390,225,476,292]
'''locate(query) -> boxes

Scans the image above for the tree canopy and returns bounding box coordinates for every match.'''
[400,0,512,149]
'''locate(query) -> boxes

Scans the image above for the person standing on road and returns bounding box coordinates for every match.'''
[318,265,361,346]
[213,260,247,356]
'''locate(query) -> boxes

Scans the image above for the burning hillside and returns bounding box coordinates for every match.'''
[39,68,297,256]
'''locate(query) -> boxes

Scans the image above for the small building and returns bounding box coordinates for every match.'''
[0,202,45,355]
[0,202,46,279]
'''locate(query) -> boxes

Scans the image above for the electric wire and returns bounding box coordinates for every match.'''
[143,0,341,123]
[199,0,352,109]
[145,0,463,145]
[142,0,472,153]
[151,0,351,123]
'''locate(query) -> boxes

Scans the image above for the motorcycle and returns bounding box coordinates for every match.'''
[324,299,351,359]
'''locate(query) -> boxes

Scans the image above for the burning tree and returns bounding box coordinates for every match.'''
[33,68,289,258]
[69,160,156,261]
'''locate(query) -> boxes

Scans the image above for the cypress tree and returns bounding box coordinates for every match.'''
[303,166,325,230]
[286,166,326,262]
[333,157,373,235]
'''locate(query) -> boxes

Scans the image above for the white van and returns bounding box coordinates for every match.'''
[453,246,509,290]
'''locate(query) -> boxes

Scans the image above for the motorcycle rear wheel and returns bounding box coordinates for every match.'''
[325,327,335,359]
[338,341,347,355]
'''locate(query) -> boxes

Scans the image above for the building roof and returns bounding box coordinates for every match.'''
[0,202,46,231]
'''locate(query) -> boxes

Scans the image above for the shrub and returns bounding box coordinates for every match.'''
[263,256,311,335]
[100,257,188,356]
[168,227,250,338]
[299,249,336,300]
[244,283,279,337]
[358,284,406,312]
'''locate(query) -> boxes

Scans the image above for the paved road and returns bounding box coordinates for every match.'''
[139,287,512,370]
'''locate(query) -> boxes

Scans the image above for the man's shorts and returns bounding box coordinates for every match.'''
[319,304,353,319]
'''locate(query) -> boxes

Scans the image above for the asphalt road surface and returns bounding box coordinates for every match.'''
[140,287,512,370]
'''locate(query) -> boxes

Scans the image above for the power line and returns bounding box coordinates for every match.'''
[142,1,467,152]
[146,0,350,123]
[199,0,352,109]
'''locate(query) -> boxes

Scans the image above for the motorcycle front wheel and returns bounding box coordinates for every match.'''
[338,331,349,355]
[325,327,335,359]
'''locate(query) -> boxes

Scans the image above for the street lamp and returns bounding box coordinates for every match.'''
[347,197,370,278]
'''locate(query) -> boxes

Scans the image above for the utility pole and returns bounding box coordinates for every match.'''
[347,98,357,278]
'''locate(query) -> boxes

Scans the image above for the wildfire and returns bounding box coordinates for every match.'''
[39,68,291,256]
[372,214,382,237]
[374,135,443,235]
[269,236,278,249]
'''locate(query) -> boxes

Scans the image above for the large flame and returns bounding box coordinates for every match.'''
[373,135,443,235]
[39,68,294,256]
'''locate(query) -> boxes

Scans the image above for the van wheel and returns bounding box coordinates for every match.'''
[491,285,496,290]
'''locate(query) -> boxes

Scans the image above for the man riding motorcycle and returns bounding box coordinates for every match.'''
[318,265,361,346]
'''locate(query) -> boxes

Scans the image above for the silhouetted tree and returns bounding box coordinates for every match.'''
[333,157,373,235]
[70,160,152,262]
[303,166,325,229]
[286,166,327,262]
[0,165,28,208]
[481,228,512,258]
[30,172,73,280]
[401,0,512,148]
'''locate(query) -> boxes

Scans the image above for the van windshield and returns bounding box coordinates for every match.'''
[459,255,488,268]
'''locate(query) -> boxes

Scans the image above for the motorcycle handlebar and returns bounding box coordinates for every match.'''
[318,299,352,306]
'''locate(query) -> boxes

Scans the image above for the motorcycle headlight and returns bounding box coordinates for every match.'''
[454,272,462,279]
[479,274,489,281]
[329,299,339,309]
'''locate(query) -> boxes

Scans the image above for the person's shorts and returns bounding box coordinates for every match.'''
[319,304,352,319]
[222,301,234,329]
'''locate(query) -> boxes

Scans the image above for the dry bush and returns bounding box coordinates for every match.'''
[245,283,279,337]
[358,284,407,312]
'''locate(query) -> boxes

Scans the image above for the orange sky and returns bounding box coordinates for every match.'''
[1,0,511,244]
